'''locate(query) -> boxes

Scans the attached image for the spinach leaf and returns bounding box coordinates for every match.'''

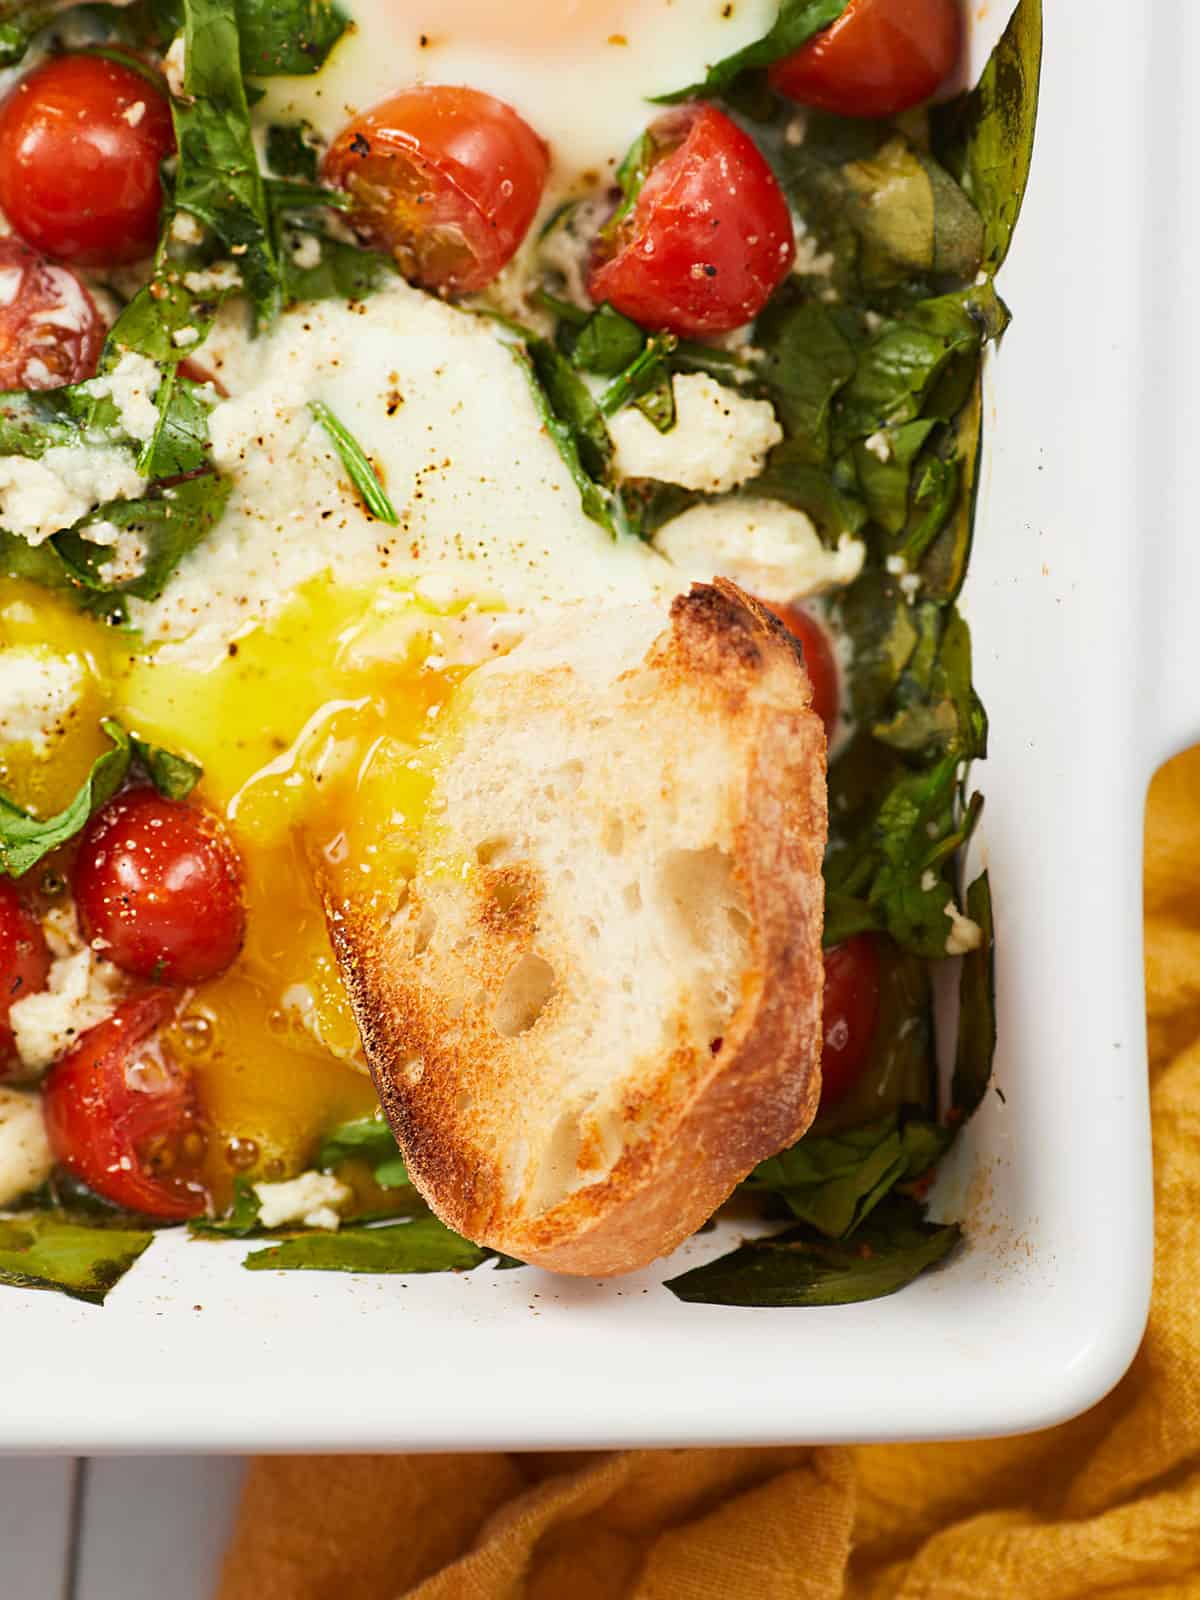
[54,473,233,608]
[568,303,646,377]
[317,1113,410,1189]
[0,719,130,878]
[310,401,399,524]
[757,298,856,467]
[130,735,202,799]
[280,230,396,304]
[852,419,936,534]
[510,342,625,538]
[171,0,281,326]
[265,121,318,180]
[0,1212,154,1304]
[189,1177,262,1237]
[931,0,1042,272]
[950,872,997,1117]
[243,1215,491,1274]
[840,136,984,288]
[748,1110,953,1238]
[664,1195,959,1307]
[656,0,850,102]
[235,0,347,76]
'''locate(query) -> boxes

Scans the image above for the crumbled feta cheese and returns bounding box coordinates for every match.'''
[784,111,808,146]
[170,211,205,246]
[0,446,145,545]
[84,351,162,442]
[289,233,323,271]
[91,528,149,586]
[253,1170,353,1231]
[0,646,87,753]
[0,1088,52,1208]
[172,325,200,348]
[122,100,146,127]
[653,497,865,604]
[792,225,836,280]
[885,553,922,603]
[608,375,783,495]
[863,310,885,334]
[182,262,241,295]
[864,430,892,463]
[163,35,187,96]
[944,900,984,956]
[10,941,125,1077]
[920,868,938,893]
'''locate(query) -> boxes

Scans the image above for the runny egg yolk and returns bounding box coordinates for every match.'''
[0,577,475,1199]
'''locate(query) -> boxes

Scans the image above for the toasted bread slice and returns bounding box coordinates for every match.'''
[326,580,828,1276]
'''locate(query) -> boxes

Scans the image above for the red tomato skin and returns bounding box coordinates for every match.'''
[819,934,881,1108]
[73,788,246,985]
[0,881,50,1068]
[0,237,104,389]
[43,988,207,1219]
[0,54,174,267]
[768,601,840,739]
[587,105,795,338]
[322,85,549,294]
[768,0,962,119]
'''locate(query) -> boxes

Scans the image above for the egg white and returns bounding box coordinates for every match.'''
[252,0,778,196]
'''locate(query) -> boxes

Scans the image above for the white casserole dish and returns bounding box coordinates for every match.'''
[0,0,1159,1452]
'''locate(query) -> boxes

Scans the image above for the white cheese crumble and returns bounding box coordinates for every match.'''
[653,497,865,604]
[163,35,186,96]
[792,225,836,280]
[289,233,323,271]
[0,1088,52,1208]
[84,350,162,442]
[182,262,241,295]
[122,100,146,127]
[0,446,145,545]
[172,325,200,348]
[253,1170,352,1231]
[9,912,126,1077]
[0,647,87,753]
[864,430,892,462]
[784,111,808,146]
[170,211,205,246]
[885,553,922,602]
[944,900,984,956]
[608,375,783,495]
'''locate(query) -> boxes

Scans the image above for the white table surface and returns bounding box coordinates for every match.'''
[0,1457,245,1597]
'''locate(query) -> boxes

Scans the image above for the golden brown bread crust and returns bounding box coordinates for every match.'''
[326,580,827,1276]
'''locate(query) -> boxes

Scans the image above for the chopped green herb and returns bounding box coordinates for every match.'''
[309,401,399,524]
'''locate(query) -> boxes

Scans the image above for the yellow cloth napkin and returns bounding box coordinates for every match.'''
[217,748,1200,1600]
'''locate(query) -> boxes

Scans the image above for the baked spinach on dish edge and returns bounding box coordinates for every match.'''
[0,0,1037,1306]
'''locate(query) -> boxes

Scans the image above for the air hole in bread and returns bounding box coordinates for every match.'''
[475,836,511,866]
[603,817,624,857]
[584,918,600,941]
[529,1107,583,1211]
[658,847,745,957]
[561,759,585,792]
[411,906,438,957]
[493,953,556,1037]
[401,1056,425,1086]
[488,878,522,915]
[456,1088,473,1113]
[622,880,641,912]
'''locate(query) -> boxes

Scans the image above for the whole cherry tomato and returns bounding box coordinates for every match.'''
[323,85,549,294]
[73,788,246,985]
[819,934,882,1108]
[588,104,795,338]
[768,601,840,740]
[0,53,174,266]
[43,988,208,1219]
[768,0,962,120]
[0,237,104,389]
[0,880,49,1069]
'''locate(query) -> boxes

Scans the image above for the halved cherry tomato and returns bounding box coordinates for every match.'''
[0,237,104,389]
[587,104,795,338]
[0,53,174,267]
[820,933,881,1108]
[0,881,49,1070]
[768,0,962,120]
[73,788,246,985]
[322,85,549,294]
[43,988,208,1219]
[768,601,840,739]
